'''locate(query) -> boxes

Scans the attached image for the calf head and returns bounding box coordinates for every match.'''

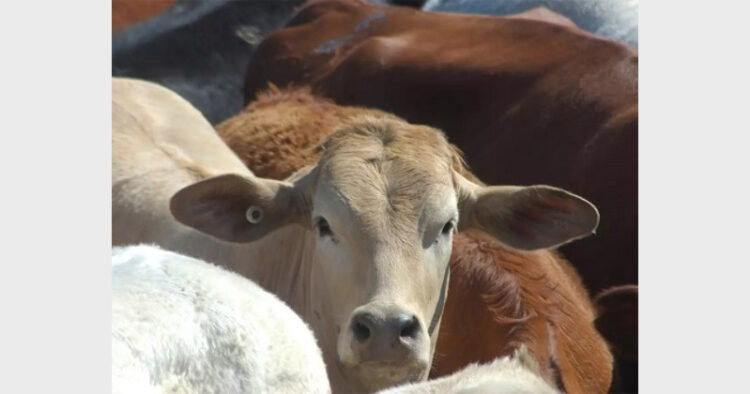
[170,116,598,392]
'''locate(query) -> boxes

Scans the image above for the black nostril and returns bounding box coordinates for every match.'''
[353,321,371,342]
[352,313,374,342]
[398,314,420,339]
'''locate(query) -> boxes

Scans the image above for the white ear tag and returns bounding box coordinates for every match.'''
[245,206,264,224]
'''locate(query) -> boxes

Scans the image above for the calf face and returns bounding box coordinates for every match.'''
[170,117,598,391]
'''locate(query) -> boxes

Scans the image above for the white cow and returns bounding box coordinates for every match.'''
[380,347,560,394]
[112,78,599,392]
[112,244,330,394]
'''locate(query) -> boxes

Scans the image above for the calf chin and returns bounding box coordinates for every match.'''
[337,335,431,392]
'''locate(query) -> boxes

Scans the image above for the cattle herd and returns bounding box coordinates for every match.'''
[111,0,638,393]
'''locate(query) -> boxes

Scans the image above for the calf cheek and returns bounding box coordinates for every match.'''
[317,249,371,334]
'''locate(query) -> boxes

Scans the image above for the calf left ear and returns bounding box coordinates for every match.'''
[456,174,599,251]
[170,173,311,243]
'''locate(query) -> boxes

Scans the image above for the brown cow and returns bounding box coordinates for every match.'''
[112,0,176,32]
[243,0,638,299]
[437,231,615,394]
[217,87,613,393]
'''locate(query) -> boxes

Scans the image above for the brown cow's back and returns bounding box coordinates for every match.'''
[112,0,176,32]
[216,88,613,393]
[220,86,395,179]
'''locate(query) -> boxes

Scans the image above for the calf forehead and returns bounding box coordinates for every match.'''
[317,118,457,225]
[320,116,454,164]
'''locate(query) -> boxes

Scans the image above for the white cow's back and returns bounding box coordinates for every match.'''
[377,346,560,394]
[112,245,330,394]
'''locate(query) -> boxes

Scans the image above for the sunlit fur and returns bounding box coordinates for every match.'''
[379,346,560,394]
[112,244,330,394]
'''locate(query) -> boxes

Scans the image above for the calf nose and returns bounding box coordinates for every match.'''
[351,311,422,346]
[348,308,426,364]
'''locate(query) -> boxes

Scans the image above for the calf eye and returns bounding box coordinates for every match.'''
[316,217,333,237]
[441,221,455,235]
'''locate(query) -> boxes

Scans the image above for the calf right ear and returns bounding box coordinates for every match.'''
[455,172,599,251]
[170,173,310,243]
